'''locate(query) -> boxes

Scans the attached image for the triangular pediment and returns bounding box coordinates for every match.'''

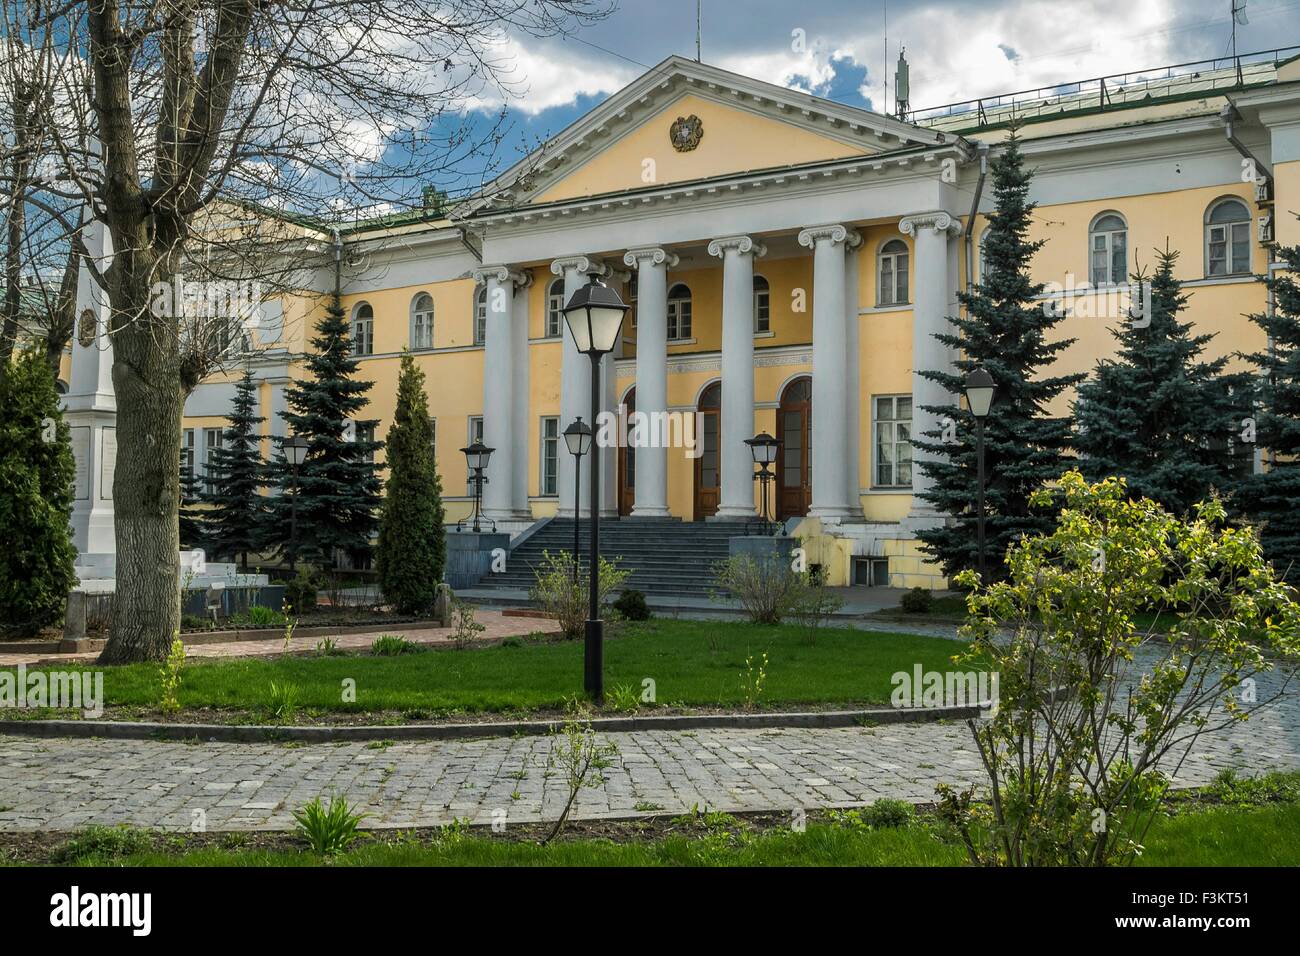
[470,56,950,212]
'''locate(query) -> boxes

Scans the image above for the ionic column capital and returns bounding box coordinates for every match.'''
[898,211,962,238]
[471,264,528,288]
[550,255,607,278]
[623,246,680,269]
[797,223,860,249]
[707,235,767,259]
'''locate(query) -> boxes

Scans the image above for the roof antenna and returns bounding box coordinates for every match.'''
[696,0,702,62]
[895,46,910,121]
[882,0,888,112]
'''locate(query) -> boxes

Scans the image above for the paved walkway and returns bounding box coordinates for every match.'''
[0,610,558,667]
[1,675,1295,832]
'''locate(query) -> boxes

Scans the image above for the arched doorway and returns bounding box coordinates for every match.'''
[693,381,721,518]
[777,376,812,519]
[617,387,635,516]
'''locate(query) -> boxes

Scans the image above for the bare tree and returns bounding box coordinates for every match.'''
[5,0,609,661]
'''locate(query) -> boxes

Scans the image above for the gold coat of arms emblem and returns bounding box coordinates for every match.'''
[670,114,703,152]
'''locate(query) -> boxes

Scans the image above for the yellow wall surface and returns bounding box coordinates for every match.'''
[535,93,871,203]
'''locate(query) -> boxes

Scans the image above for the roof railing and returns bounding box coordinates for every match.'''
[908,45,1300,128]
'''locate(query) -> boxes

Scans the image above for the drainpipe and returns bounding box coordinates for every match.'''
[1263,259,1287,471]
[1220,101,1273,191]
[331,228,342,299]
[963,142,990,311]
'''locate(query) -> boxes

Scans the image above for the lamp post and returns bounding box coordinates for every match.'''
[563,417,593,585]
[460,439,495,533]
[964,367,996,582]
[745,431,780,535]
[561,274,629,702]
[283,434,309,573]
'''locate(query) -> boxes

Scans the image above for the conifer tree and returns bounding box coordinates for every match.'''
[270,291,381,568]
[912,127,1083,580]
[178,456,206,551]
[1074,247,1251,514]
[375,352,445,613]
[1238,243,1300,580]
[0,350,77,634]
[202,370,266,570]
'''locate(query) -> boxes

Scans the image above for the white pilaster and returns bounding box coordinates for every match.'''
[63,215,116,557]
[510,271,533,516]
[624,247,677,518]
[899,211,962,529]
[708,235,765,519]
[799,223,858,520]
[551,256,606,518]
[474,264,529,520]
[844,234,863,518]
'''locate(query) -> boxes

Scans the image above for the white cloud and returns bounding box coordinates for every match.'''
[464,37,638,116]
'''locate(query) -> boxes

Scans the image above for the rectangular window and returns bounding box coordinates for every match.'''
[668,299,692,340]
[466,416,483,494]
[873,395,912,488]
[203,427,224,494]
[540,416,559,496]
[181,428,195,477]
[412,315,432,350]
[475,299,487,346]
[353,318,373,356]
[754,289,770,333]
[1209,222,1251,276]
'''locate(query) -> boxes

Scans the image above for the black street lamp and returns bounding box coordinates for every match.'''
[563,417,593,585]
[283,434,309,573]
[964,367,996,582]
[459,439,495,533]
[745,431,780,535]
[561,274,629,703]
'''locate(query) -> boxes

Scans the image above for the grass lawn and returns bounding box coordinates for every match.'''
[5,619,970,719]
[29,799,1300,868]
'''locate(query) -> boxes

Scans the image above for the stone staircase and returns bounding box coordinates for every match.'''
[474,517,753,596]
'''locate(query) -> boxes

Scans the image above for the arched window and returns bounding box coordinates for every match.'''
[546,278,565,337]
[474,287,487,345]
[1089,212,1127,286]
[977,226,992,282]
[668,283,692,340]
[410,292,434,350]
[878,239,909,306]
[1205,198,1252,276]
[753,275,771,333]
[351,302,374,356]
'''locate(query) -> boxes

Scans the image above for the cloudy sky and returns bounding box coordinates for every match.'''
[447,0,1299,186]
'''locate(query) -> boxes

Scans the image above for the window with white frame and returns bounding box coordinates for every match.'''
[540,416,559,496]
[1089,212,1128,286]
[474,287,487,345]
[181,428,195,478]
[466,415,483,494]
[977,226,991,283]
[546,278,565,337]
[352,302,374,356]
[667,283,692,340]
[627,273,638,330]
[753,274,771,333]
[878,239,909,306]
[873,395,912,488]
[411,293,434,350]
[1205,198,1252,276]
[203,427,224,494]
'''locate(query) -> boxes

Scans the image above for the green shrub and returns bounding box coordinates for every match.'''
[0,350,77,636]
[266,681,301,721]
[900,587,933,614]
[530,550,630,639]
[293,795,368,854]
[712,554,805,624]
[283,569,319,614]
[860,798,915,828]
[52,825,153,863]
[240,604,288,628]
[371,634,422,656]
[613,589,651,621]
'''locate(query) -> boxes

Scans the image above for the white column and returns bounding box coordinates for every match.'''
[510,272,532,517]
[600,270,630,519]
[551,256,605,518]
[799,224,858,520]
[624,247,677,518]
[899,211,961,529]
[708,235,765,519]
[475,265,525,520]
[844,235,863,518]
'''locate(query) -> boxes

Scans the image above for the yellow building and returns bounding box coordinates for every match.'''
[169,51,1298,588]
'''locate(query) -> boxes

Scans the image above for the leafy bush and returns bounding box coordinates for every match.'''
[371,634,422,656]
[0,350,77,636]
[283,569,319,614]
[900,587,934,614]
[239,604,288,628]
[542,703,621,844]
[939,471,1300,867]
[860,798,915,829]
[293,795,368,854]
[530,550,630,639]
[792,575,843,644]
[612,589,651,621]
[712,554,805,624]
[450,601,485,650]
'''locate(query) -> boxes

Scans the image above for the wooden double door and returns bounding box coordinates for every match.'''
[776,377,811,520]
